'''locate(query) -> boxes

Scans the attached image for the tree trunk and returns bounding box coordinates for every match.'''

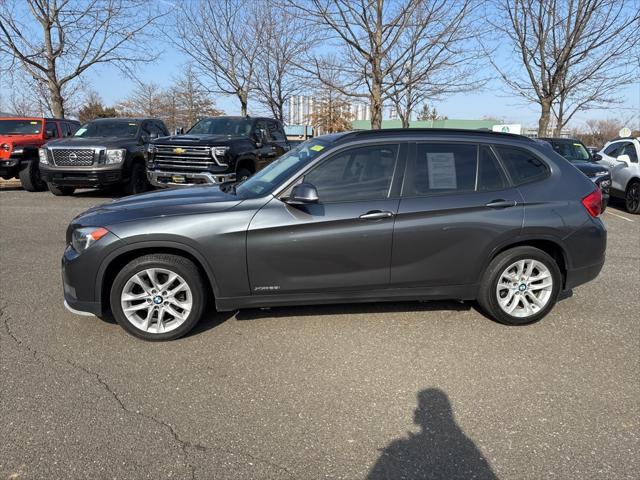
[370,71,383,130]
[538,98,552,137]
[401,111,410,128]
[48,80,65,118]
[239,92,248,116]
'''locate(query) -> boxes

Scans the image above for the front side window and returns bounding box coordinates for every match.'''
[304,144,398,203]
[45,122,59,138]
[407,143,478,196]
[75,121,139,138]
[604,142,623,157]
[268,121,285,142]
[494,146,549,185]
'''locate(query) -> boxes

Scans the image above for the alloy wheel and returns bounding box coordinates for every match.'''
[495,259,553,318]
[120,268,193,334]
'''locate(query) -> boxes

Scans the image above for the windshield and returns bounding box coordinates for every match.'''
[74,121,139,138]
[235,139,331,198]
[551,141,592,162]
[0,119,42,135]
[188,117,252,136]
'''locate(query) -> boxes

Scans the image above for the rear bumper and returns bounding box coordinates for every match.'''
[148,169,235,188]
[565,259,605,291]
[41,166,124,187]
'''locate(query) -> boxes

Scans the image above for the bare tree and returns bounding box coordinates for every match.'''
[173,0,262,116]
[116,82,166,118]
[489,0,640,136]
[0,0,167,118]
[170,65,224,130]
[307,87,354,134]
[287,0,478,129]
[252,1,312,122]
[77,91,118,123]
[386,0,483,128]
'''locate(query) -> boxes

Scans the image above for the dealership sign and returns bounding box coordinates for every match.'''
[492,124,522,134]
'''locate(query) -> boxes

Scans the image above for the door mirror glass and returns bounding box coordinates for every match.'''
[45,128,56,139]
[150,131,159,139]
[140,133,150,144]
[592,153,602,161]
[616,154,631,165]
[175,127,184,135]
[285,182,319,205]
[255,128,267,147]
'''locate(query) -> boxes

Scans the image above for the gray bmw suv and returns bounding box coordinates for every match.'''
[62,129,606,340]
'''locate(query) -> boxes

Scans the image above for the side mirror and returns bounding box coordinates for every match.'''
[617,154,631,165]
[140,133,150,144]
[284,182,319,205]
[45,129,55,139]
[150,131,159,139]
[592,153,602,161]
[255,128,267,147]
[175,127,184,135]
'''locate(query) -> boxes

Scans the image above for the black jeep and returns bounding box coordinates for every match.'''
[146,116,290,188]
[39,118,168,196]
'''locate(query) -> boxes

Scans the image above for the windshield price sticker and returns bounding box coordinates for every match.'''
[310,145,324,152]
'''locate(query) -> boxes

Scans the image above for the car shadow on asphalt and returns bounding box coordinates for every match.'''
[367,388,498,480]
[235,300,473,321]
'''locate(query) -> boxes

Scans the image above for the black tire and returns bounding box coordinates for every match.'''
[625,180,640,214]
[48,183,75,196]
[477,246,562,326]
[123,161,150,196]
[18,160,47,192]
[236,167,252,182]
[109,254,207,341]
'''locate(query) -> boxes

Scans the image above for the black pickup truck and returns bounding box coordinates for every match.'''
[146,116,290,188]
[39,117,168,196]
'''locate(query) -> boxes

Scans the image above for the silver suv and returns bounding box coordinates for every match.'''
[596,137,640,214]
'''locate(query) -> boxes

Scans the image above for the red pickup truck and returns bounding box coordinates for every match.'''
[0,117,80,191]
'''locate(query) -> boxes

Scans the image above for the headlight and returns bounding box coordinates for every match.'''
[39,148,48,164]
[0,143,10,152]
[105,149,126,164]
[211,146,229,158]
[71,227,110,253]
[594,171,609,177]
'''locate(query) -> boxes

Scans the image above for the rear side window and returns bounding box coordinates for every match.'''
[478,146,508,191]
[621,143,638,162]
[494,146,549,185]
[408,143,478,195]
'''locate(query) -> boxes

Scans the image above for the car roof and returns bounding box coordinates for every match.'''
[0,116,78,122]
[88,117,158,123]
[538,137,584,144]
[314,128,536,145]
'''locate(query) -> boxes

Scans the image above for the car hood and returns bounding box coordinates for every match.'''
[153,134,247,146]
[571,161,609,177]
[47,136,138,148]
[0,134,42,146]
[71,185,243,228]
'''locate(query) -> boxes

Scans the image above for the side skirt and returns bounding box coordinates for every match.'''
[215,284,479,312]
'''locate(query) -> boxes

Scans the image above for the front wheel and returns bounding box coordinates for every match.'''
[109,254,207,341]
[48,183,75,196]
[18,160,47,192]
[123,162,150,196]
[625,181,640,214]
[478,246,561,325]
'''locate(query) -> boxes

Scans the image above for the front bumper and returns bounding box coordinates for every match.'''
[148,169,236,188]
[41,165,124,187]
[0,156,24,178]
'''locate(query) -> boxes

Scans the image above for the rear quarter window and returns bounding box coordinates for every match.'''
[494,145,549,185]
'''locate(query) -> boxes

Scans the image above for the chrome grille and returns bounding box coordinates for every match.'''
[51,148,95,166]
[154,145,216,170]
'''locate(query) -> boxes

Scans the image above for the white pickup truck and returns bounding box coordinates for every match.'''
[596,137,640,214]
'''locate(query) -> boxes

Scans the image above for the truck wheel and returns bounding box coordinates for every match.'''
[123,162,149,196]
[48,183,75,196]
[625,180,640,214]
[18,160,47,192]
[109,254,206,341]
[477,246,561,326]
[236,167,252,182]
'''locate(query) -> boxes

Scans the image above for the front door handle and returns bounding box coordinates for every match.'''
[359,210,394,220]
[485,199,517,209]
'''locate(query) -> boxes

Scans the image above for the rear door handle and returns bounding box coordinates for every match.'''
[485,199,517,209]
[359,210,394,220]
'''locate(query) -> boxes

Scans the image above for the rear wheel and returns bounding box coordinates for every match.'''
[478,246,561,325]
[625,180,640,214]
[109,254,206,341]
[48,183,75,196]
[18,160,47,192]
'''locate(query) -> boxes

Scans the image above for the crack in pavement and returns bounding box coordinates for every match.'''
[0,302,295,479]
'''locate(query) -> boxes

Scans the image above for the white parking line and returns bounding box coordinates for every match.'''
[605,210,634,222]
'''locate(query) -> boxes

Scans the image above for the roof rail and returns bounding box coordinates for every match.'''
[336,128,535,142]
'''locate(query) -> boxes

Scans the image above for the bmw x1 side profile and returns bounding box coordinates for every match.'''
[62,129,606,340]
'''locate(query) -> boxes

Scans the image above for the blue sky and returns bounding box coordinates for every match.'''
[87,45,639,130]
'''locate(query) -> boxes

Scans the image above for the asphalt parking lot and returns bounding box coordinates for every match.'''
[1,186,638,480]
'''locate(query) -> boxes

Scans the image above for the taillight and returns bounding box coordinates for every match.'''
[581,189,602,217]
